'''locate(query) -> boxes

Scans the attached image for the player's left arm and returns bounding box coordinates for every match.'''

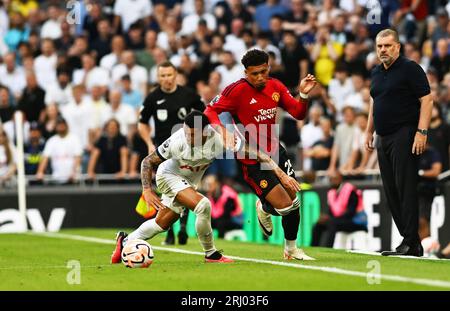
[279,74,317,120]
[410,61,433,156]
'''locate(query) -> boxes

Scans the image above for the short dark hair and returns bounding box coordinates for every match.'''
[241,49,269,69]
[157,61,176,71]
[184,110,210,130]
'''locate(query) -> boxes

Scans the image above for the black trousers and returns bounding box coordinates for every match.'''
[377,126,420,246]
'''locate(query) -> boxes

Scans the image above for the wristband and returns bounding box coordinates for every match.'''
[299,92,308,99]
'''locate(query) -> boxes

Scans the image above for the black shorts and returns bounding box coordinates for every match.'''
[241,146,295,203]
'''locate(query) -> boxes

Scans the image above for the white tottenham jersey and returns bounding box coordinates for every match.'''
[156,127,226,185]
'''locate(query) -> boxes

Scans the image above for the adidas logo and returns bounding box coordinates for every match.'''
[250,98,257,105]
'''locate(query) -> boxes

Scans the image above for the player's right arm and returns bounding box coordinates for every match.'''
[141,151,166,210]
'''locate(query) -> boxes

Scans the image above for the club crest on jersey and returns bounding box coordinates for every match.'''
[260,180,268,189]
[209,95,221,106]
[272,92,280,102]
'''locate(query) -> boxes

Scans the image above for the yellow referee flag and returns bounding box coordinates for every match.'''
[135,194,157,219]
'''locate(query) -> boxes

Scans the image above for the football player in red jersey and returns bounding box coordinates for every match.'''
[204,49,317,260]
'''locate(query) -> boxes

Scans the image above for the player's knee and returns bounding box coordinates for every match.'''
[275,202,299,216]
[194,197,211,216]
[155,219,170,231]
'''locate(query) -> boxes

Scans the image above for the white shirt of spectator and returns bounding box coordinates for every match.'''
[85,97,109,130]
[103,103,138,136]
[40,19,62,40]
[251,43,282,65]
[100,53,120,72]
[45,82,74,106]
[43,133,83,182]
[301,122,324,171]
[181,12,217,35]
[156,127,225,187]
[352,126,366,154]
[34,53,57,91]
[111,63,147,94]
[0,64,26,97]
[328,77,355,121]
[334,122,356,167]
[215,63,244,91]
[224,34,247,63]
[114,0,153,32]
[0,143,16,177]
[61,100,95,149]
[344,92,365,112]
[72,66,111,91]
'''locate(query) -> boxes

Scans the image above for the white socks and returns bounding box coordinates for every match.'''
[126,218,164,243]
[194,198,216,254]
[285,239,297,251]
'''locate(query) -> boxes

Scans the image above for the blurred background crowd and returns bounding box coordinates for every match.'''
[0,0,449,189]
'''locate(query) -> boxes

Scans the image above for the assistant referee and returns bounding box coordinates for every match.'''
[365,29,433,257]
[138,61,205,245]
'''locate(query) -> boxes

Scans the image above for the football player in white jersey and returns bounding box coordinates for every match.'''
[111,110,301,263]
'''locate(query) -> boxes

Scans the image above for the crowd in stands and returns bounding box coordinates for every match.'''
[0,0,450,188]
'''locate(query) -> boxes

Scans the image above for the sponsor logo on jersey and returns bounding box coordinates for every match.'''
[254,108,277,122]
[156,99,166,105]
[260,180,268,189]
[272,92,280,102]
[250,98,257,105]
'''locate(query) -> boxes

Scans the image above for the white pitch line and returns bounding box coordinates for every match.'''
[29,232,450,289]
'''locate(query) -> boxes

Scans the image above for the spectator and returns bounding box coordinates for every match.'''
[269,14,284,46]
[0,52,26,99]
[254,0,289,32]
[82,2,103,41]
[309,117,334,171]
[4,12,30,52]
[430,38,450,82]
[72,53,110,93]
[120,74,143,112]
[223,18,247,62]
[328,106,356,175]
[280,30,309,88]
[87,118,128,181]
[301,105,324,171]
[311,25,344,86]
[40,5,62,40]
[252,31,282,64]
[17,71,46,123]
[0,85,15,123]
[330,15,354,46]
[85,85,109,141]
[430,7,449,46]
[66,35,89,71]
[24,122,45,175]
[343,73,366,112]
[204,175,243,238]
[45,67,73,107]
[181,0,217,36]
[100,35,126,72]
[39,103,59,140]
[89,18,112,62]
[317,0,342,26]
[111,50,148,96]
[0,128,16,186]
[33,38,57,91]
[113,0,153,33]
[55,21,75,53]
[214,51,242,91]
[104,89,137,136]
[125,22,145,51]
[311,171,367,247]
[328,64,354,121]
[36,116,82,184]
[339,41,369,78]
[135,30,157,72]
[61,85,95,155]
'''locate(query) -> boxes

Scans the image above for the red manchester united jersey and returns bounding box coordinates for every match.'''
[204,78,308,165]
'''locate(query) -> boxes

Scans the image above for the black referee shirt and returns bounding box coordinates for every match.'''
[139,85,205,146]
[370,56,430,136]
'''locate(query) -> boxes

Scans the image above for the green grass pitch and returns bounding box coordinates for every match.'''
[1,229,449,291]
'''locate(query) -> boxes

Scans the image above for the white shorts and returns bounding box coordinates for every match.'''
[155,172,196,214]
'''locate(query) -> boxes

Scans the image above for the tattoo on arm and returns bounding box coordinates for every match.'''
[141,151,163,190]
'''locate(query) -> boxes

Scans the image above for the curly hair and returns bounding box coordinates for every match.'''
[241,49,269,69]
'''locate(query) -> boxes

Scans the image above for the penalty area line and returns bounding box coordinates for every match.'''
[28,232,450,289]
